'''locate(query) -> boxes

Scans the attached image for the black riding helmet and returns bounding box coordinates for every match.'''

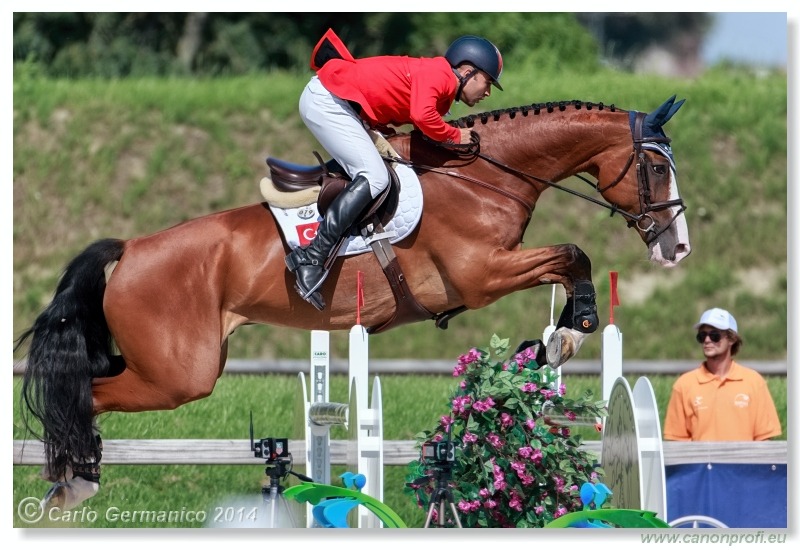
[445,35,504,98]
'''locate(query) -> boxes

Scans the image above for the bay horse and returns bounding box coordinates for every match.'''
[17,96,690,510]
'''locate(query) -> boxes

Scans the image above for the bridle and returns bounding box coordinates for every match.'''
[405,110,687,245]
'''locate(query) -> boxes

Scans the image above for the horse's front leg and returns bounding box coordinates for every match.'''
[465,243,598,367]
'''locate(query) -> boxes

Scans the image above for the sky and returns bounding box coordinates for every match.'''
[701,12,788,67]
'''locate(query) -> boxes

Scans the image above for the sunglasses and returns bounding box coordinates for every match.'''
[696,330,723,344]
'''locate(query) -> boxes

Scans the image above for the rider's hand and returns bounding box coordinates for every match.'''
[459,128,473,144]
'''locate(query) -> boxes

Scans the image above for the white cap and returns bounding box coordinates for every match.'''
[693,308,738,333]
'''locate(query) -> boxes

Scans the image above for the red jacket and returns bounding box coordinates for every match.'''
[317,55,461,143]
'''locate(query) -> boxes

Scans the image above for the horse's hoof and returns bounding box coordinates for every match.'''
[546,328,586,368]
[546,331,565,367]
[41,481,68,511]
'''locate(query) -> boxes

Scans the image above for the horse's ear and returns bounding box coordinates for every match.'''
[645,95,686,131]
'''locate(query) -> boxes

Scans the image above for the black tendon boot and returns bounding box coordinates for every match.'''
[285,176,374,310]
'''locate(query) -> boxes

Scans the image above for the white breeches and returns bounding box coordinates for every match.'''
[299,76,389,198]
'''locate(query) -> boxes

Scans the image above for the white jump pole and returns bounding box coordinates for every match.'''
[543,285,558,388]
[299,325,384,528]
[599,271,667,521]
[349,324,383,528]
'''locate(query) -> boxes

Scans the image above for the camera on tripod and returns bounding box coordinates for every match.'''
[253,437,290,462]
[421,440,455,463]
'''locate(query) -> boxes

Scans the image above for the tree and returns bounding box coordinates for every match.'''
[577,13,712,76]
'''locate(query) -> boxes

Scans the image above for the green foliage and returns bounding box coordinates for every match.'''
[404,337,606,527]
[13,13,603,78]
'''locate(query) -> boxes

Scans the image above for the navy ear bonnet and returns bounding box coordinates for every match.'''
[629,95,686,139]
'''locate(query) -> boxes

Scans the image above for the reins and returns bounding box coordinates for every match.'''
[395,110,685,244]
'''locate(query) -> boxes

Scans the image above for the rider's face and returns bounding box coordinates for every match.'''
[460,70,492,107]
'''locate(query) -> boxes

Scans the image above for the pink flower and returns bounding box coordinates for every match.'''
[511,461,526,474]
[493,478,507,491]
[559,383,567,396]
[472,397,496,412]
[463,431,478,444]
[440,415,454,429]
[451,395,472,415]
[457,348,481,368]
[525,418,536,430]
[518,446,533,459]
[540,388,557,399]
[520,473,535,486]
[479,488,490,498]
[486,433,503,449]
[535,506,545,515]
[554,506,568,518]
[453,363,466,377]
[500,412,514,428]
[458,500,478,513]
[484,499,498,509]
[509,491,523,512]
[521,382,538,393]
[565,410,577,421]
[514,346,538,365]
[554,475,565,491]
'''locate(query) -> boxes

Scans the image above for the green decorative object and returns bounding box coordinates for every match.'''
[284,481,407,528]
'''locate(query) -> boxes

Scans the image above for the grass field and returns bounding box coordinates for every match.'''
[12,368,787,528]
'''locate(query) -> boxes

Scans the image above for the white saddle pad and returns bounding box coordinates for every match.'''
[268,163,422,256]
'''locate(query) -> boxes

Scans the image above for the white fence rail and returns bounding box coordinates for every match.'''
[13,439,787,467]
[12,359,787,376]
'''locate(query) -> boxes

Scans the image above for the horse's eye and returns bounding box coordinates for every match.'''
[652,164,667,175]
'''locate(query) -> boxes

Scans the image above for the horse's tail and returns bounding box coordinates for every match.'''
[16,238,125,480]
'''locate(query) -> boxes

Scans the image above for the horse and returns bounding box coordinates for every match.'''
[17,95,690,510]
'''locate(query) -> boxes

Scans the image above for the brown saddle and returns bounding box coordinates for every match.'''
[266,153,399,229]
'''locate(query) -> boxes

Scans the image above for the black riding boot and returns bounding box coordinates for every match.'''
[285,176,374,310]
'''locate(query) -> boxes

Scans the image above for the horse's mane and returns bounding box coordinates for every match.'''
[449,100,625,129]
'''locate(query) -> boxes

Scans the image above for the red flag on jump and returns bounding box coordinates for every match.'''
[356,271,364,325]
[609,271,620,324]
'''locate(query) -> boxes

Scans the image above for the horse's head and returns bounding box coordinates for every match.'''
[599,95,691,267]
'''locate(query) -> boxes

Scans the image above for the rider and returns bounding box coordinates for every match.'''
[285,31,504,310]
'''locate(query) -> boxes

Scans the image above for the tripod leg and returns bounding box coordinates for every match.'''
[424,500,437,528]
[448,500,463,528]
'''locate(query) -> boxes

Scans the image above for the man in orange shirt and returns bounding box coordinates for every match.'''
[285,31,504,310]
[663,308,782,441]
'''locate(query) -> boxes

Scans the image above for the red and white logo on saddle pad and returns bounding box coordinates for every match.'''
[296,222,319,246]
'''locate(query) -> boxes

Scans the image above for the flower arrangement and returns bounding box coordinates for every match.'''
[404,334,608,528]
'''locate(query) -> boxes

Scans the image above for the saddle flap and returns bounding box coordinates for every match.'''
[317,165,401,230]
